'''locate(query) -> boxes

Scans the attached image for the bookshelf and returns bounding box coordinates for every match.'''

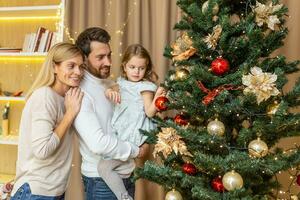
[0,0,64,184]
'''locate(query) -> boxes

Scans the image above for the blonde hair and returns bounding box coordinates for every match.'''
[26,42,84,100]
[120,44,158,83]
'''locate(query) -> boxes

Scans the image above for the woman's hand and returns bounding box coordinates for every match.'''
[64,87,84,120]
[105,88,121,104]
[53,87,83,140]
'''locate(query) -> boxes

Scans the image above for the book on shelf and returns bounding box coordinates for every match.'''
[33,27,46,52]
[37,30,49,52]
[22,34,31,52]
[22,27,58,53]
[22,33,36,52]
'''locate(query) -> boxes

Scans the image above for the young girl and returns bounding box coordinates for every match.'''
[97,44,165,200]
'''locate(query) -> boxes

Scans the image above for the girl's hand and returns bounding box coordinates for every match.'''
[64,87,84,119]
[105,88,121,104]
[2,182,13,193]
[154,86,166,99]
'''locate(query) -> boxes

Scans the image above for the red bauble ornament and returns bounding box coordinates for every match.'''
[211,176,225,192]
[155,96,169,111]
[182,163,197,176]
[174,114,189,126]
[297,174,300,186]
[211,57,230,76]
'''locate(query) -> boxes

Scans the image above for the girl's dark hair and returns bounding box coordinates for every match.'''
[121,44,158,83]
[75,27,111,56]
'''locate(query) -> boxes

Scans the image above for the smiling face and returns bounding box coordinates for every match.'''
[87,41,112,79]
[123,56,147,82]
[53,54,84,93]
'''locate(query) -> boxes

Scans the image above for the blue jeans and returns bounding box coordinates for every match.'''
[10,183,65,200]
[82,175,135,200]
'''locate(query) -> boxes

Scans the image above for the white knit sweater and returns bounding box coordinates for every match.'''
[74,70,139,178]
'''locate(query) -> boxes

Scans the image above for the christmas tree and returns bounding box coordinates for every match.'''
[135,0,300,199]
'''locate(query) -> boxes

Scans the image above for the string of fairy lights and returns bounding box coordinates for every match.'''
[104,0,113,29]
[64,0,138,59]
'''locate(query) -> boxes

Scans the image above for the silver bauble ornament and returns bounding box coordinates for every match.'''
[207,119,225,136]
[202,1,219,15]
[165,189,183,200]
[170,74,176,81]
[248,137,268,158]
[222,170,244,191]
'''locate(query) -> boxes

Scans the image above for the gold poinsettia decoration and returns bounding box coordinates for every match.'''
[253,1,283,30]
[153,127,193,159]
[171,32,197,61]
[203,25,222,49]
[242,67,280,104]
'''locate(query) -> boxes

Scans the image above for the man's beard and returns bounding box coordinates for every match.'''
[99,66,110,79]
[88,65,110,79]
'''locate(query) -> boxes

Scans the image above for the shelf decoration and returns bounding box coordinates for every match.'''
[2,102,10,137]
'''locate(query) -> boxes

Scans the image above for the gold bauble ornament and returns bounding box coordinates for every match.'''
[202,1,219,15]
[207,119,225,136]
[248,137,268,158]
[266,101,280,116]
[175,68,190,80]
[222,170,244,191]
[165,189,183,200]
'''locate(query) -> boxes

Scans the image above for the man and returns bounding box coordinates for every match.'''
[74,27,146,200]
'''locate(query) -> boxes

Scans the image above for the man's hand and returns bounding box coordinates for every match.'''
[137,143,150,159]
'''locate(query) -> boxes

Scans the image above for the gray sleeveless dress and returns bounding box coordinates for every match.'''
[111,77,157,146]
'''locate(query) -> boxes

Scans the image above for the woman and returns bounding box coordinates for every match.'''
[10,42,84,200]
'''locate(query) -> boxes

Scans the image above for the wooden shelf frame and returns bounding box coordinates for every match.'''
[0,5,60,11]
[0,96,25,101]
[0,136,18,145]
[0,5,60,18]
[0,52,46,56]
